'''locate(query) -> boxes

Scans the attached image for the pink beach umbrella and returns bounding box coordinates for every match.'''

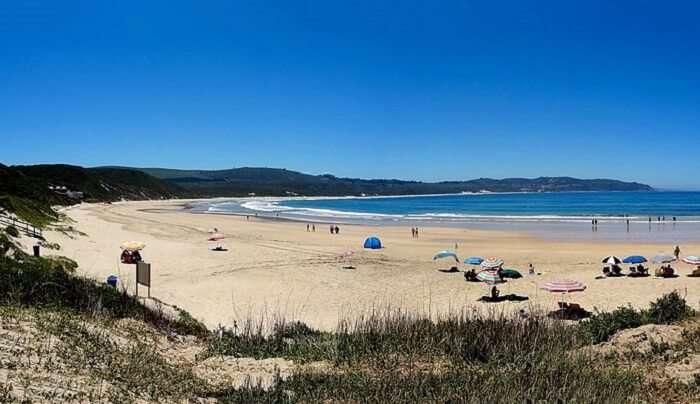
[540,279,586,293]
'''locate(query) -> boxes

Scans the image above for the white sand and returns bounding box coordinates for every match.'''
[36,200,700,331]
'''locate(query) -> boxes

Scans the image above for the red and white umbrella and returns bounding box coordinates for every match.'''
[208,233,225,241]
[683,256,700,265]
[480,257,504,270]
[540,279,586,293]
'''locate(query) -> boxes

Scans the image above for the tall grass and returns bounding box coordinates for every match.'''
[208,309,640,403]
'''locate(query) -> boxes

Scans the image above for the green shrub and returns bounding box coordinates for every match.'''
[579,305,645,344]
[580,292,695,344]
[647,291,694,324]
[4,225,19,238]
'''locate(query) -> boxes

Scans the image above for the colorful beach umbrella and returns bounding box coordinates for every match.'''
[465,256,484,265]
[481,257,504,269]
[602,256,622,265]
[433,251,459,262]
[477,270,504,284]
[208,233,225,241]
[652,254,675,264]
[623,255,647,264]
[540,279,586,293]
[120,241,146,251]
[683,256,700,265]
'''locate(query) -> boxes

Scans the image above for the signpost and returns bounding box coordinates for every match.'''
[136,261,151,298]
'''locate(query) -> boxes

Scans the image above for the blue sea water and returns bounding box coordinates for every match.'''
[276,192,700,220]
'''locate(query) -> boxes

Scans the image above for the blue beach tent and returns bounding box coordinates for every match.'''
[363,236,382,249]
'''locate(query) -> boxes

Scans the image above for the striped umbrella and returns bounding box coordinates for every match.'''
[652,254,675,264]
[540,279,586,293]
[683,256,700,265]
[465,256,484,265]
[208,233,225,241]
[120,241,146,251]
[433,251,459,262]
[601,256,622,265]
[481,257,504,269]
[477,269,504,284]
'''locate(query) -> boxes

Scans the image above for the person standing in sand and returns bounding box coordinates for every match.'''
[312,224,315,232]
[675,245,681,260]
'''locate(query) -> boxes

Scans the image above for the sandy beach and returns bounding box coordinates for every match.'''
[40,200,700,331]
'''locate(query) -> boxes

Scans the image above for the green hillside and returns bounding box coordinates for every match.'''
[0,164,188,225]
[134,166,654,197]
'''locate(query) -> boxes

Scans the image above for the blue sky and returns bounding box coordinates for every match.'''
[1,1,699,188]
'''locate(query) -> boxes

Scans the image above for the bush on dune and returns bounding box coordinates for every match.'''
[0,254,208,337]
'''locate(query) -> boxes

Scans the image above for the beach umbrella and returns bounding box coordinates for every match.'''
[601,256,622,265]
[652,254,675,264]
[540,279,586,293]
[208,233,225,241]
[480,257,504,269]
[477,269,504,284]
[433,251,459,262]
[683,256,700,265]
[623,255,647,264]
[500,268,522,279]
[120,241,146,251]
[465,256,484,265]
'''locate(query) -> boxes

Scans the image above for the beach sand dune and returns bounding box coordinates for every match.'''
[44,200,700,331]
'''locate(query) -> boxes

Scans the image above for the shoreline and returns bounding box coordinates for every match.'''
[186,196,700,243]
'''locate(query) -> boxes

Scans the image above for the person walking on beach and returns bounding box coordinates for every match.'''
[528,263,535,275]
[307,224,310,232]
[330,225,334,234]
[312,224,315,232]
[675,245,681,260]
[415,227,419,238]
[336,225,340,234]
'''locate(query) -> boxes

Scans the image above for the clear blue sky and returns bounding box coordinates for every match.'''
[1,1,699,188]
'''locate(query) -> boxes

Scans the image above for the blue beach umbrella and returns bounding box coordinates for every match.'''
[623,256,647,264]
[465,256,485,265]
[433,251,459,262]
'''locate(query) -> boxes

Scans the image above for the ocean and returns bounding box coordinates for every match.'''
[191,191,700,242]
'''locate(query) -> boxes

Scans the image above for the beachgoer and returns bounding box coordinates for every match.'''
[415,227,419,237]
[336,225,340,234]
[312,224,315,232]
[491,286,500,300]
[411,227,415,238]
[674,245,681,260]
[330,225,334,234]
[528,263,535,275]
[307,224,310,232]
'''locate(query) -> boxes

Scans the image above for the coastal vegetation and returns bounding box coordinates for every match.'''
[138,166,654,197]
